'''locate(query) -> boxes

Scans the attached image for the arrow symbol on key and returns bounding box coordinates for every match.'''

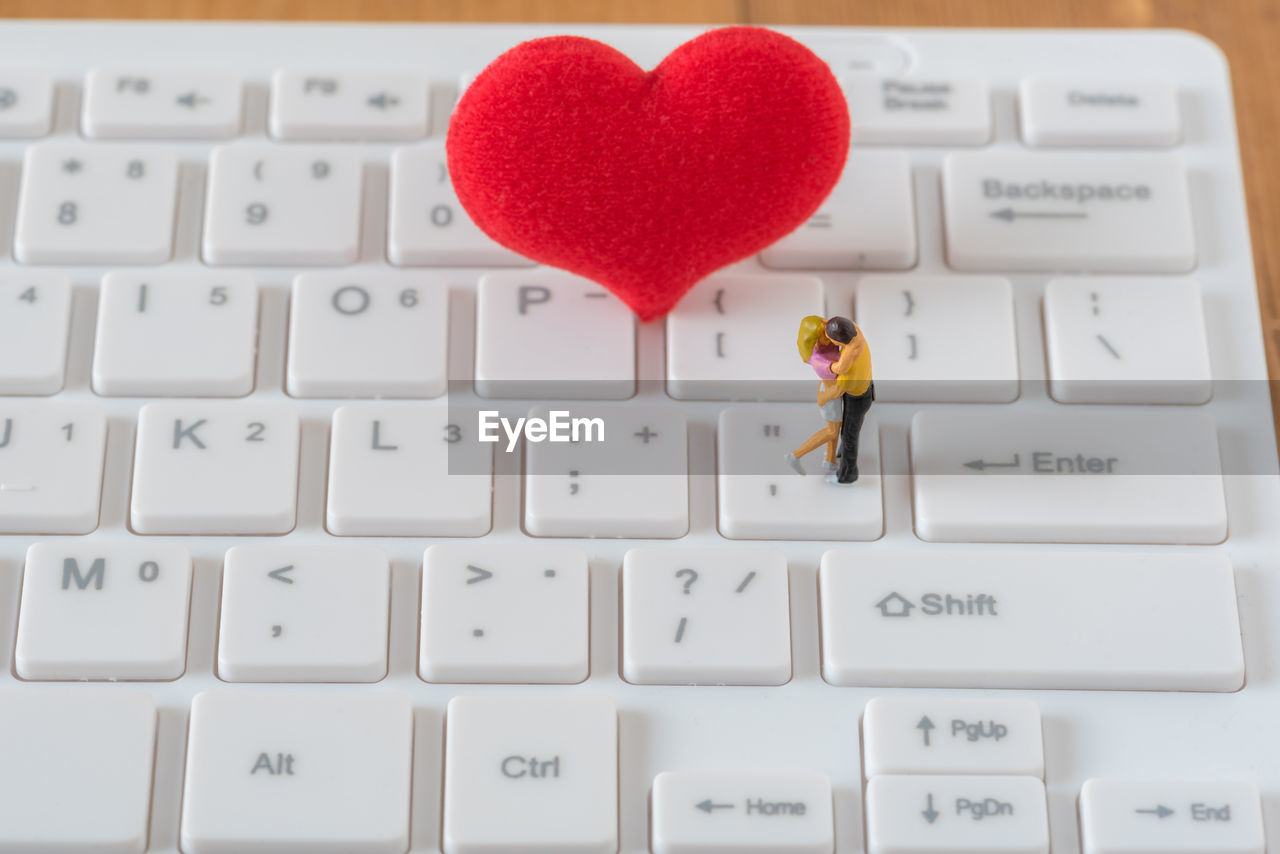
[466,564,493,584]
[990,207,1089,222]
[1135,805,1175,818]
[696,799,735,814]
[963,454,1021,471]
[268,565,295,584]
[175,91,209,109]
[922,793,939,824]
[917,715,935,746]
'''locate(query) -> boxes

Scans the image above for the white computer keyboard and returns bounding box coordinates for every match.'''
[0,20,1276,854]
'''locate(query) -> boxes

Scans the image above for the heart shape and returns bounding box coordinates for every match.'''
[446,27,850,321]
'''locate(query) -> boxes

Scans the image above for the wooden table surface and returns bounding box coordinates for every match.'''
[4,0,1279,424]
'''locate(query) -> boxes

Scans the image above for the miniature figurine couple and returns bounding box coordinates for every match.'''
[786,315,873,485]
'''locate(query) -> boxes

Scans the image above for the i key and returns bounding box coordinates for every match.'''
[93,271,258,396]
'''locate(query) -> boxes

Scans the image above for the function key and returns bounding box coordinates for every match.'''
[1020,77,1180,147]
[82,69,242,139]
[0,70,53,138]
[270,69,428,140]
[844,75,991,145]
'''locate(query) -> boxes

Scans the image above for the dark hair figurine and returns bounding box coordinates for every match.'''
[787,315,874,485]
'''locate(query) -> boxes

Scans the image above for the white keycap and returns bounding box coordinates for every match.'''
[270,69,428,140]
[845,75,991,145]
[855,276,1018,402]
[202,143,362,265]
[1021,77,1180,147]
[82,69,242,138]
[475,271,635,399]
[287,271,447,398]
[622,547,790,685]
[0,71,53,138]
[218,545,390,682]
[1044,277,1211,403]
[910,410,1226,543]
[0,691,155,854]
[16,541,191,680]
[0,403,106,534]
[943,151,1195,272]
[819,550,1243,690]
[181,691,412,854]
[0,272,71,394]
[666,274,824,401]
[863,697,1044,778]
[1079,779,1264,854]
[717,406,882,540]
[524,405,687,538]
[760,150,916,270]
[92,270,258,396]
[389,144,533,267]
[865,775,1048,854]
[130,402,300,534]
[326,404,492,536]
[443,694,617,854]
[651,771,834,854]
[420,543,589,683]
[15,142,178,264]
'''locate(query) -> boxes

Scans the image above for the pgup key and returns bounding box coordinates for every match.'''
[863,697,1044,778]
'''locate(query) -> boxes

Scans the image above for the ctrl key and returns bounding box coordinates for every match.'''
[652,772,833,853]
[443,694,618,853]
[180,690,413,854]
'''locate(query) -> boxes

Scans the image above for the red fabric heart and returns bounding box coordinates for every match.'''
[446,27,850,321]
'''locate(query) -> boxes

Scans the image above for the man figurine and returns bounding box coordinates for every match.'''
[824,317,873,485]
[786,315,873,485]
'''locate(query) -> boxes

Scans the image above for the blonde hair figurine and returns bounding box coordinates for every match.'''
[786,315,874,485]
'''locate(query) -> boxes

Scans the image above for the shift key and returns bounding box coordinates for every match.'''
[910,410,1226,544]
[819,550,1243,691]
[943,151,1195,272]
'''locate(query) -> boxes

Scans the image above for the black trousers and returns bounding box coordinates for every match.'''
[836,383,875,483]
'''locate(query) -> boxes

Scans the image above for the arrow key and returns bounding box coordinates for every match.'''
[652,771,833,854]
[866,775,1048,854]
[863,697,1044,778]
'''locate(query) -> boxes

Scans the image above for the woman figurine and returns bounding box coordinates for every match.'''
[786,315,874,484]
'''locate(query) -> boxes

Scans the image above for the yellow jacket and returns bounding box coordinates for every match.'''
[834,331,873,396]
